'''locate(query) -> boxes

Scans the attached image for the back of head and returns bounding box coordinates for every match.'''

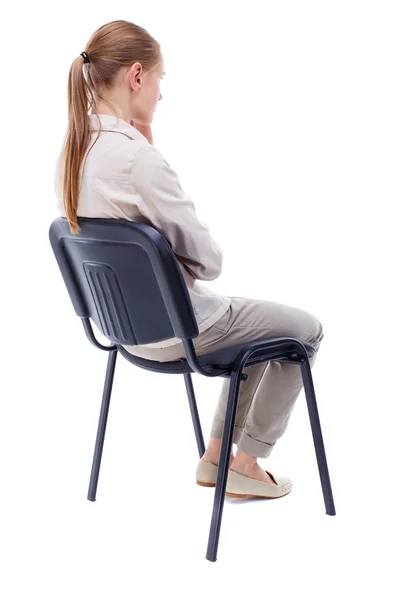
[59,20,161,235]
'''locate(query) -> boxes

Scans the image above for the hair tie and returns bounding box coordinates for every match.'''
[80,52,90,64]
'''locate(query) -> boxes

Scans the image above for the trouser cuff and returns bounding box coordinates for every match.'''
[236,430,275,459]
[210,420,276,459]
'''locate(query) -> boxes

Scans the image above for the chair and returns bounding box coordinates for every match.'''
[48,216,336,562]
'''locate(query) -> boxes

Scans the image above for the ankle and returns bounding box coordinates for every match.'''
[202,437,235,464]
[206,436,224,454]
[230,449,258,469]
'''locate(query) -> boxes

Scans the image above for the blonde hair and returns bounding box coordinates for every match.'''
[60,19,161,234]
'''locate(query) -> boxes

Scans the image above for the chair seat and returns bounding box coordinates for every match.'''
[116,338,317,376]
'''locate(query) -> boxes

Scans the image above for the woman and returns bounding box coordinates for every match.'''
[54,19,324,500]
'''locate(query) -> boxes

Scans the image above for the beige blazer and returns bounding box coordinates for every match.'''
[54,113,231,348]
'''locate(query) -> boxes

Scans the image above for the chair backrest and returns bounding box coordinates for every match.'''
[49,217,199,346]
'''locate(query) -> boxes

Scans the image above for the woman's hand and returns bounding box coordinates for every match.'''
[130,120,153,145]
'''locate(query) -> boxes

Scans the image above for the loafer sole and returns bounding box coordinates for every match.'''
[225,489,292,499]
[196,480,216,487]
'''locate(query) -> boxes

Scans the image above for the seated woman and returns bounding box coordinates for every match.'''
[54,19,324,499]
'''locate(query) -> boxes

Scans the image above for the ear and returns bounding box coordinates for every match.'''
[127,63,142,90]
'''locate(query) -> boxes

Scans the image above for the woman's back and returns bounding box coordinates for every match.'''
[54,112,232,349]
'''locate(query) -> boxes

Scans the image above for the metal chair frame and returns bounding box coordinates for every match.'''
[49,217,336,562]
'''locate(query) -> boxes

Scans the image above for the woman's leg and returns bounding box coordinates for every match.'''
[193,296,324,481]
[123,295,324,482]
[209,322,323,458]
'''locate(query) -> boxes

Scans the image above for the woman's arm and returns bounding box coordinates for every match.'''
[130,143,223,281]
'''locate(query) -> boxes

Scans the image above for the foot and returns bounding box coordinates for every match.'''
[229,461,278,485]
[201,451,235,468]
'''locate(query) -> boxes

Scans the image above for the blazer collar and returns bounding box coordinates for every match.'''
[89,113,149,143]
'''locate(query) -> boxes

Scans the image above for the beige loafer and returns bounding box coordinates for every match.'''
[196,458,218,487]
[225,468,293,499]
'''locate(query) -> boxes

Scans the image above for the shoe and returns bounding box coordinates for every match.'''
[225,468,293,499]
[196,459,293,499]
[196,458,218,487]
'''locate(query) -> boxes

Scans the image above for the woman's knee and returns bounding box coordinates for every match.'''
[293,305,324,346]
[308,315,324,345]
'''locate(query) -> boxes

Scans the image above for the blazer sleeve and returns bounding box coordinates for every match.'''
[130,142,223,281]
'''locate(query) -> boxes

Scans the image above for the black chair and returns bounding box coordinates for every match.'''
[49,216,336,562]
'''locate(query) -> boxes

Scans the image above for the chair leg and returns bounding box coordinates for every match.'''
[300,354,336,515]
[184,373,205,457]
[87,349,118,502]
[206,368,243,562]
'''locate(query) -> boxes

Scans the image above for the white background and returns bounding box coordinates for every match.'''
[1,0,399,597]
